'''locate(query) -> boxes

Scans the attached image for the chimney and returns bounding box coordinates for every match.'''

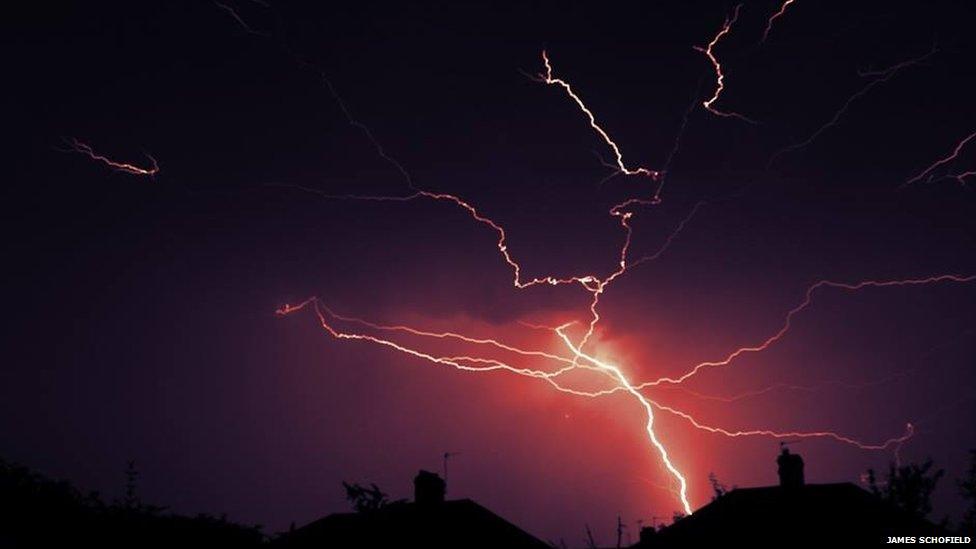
[777,447,805,489]
[638,526,657,546]
[414,470,446,505]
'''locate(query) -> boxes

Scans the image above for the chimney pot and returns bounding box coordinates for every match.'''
[414,470,446,504]
[777,448,805,489]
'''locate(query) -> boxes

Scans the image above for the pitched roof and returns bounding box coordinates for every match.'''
[641,483,944,547]
[274,499,550,548]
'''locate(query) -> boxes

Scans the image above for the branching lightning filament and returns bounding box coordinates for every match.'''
[207,2,974,517]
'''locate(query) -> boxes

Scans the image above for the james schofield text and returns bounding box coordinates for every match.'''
[886,537,971,544]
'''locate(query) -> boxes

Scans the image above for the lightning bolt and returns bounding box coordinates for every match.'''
[64,137,159,177]
[625,274,976,391]
[645,79,705,202]
[216,4,974,517]
[275,298,697,513]
[761,0,797,43]
[214,2,257,33]
[498,275,976,402]
[536,51,661,183]
[951,171,976,186]
[654,402,914,451]
[769,45,937,167]
[695,4,756,124]
[552,323,693,513]
[276,271,974,516]
[259,37,699,509]
[660,325,973,404]
[662,375,907,405]
[903,130,976,187]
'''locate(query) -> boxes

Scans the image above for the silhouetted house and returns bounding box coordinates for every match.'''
[274,470,549,548]
[637,449,944,547]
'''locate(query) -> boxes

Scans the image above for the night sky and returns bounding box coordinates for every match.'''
[3,0,976,543]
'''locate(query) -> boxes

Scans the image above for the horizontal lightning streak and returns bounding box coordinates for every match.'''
[276,273,971,516]
[321,306,582,368]
[653,401,914,451]
[277,299,570,380]
[558,274,976,396]
[637,274,976,388]
[659,325,974,404]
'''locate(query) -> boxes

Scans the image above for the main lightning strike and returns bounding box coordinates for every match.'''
[276,48,681,360]
[276,297,938,453]
[553,323,693,514]
[276,270,975,516]
[270,47,972,513]
[218,3,974,517]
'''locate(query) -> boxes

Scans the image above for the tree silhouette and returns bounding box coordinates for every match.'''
[583,523,597,549]
[959,449,976,536]
[867,458,945,520]
[0,456,263,547]
[342,481,392,513]
[115,460,165,516]
[708,472,733,501]
[124,460,139,508]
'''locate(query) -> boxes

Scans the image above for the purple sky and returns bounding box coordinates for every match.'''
[3,0,976,544]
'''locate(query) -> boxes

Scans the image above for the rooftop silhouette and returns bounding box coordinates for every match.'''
[636,449,946,547]
[273,470,550,548]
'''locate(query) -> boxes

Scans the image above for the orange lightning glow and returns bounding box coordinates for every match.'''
[275,298,697,514]
[215,3,976,517]
[552,323,693,514]
[528,275,975,407]
[762,0,796,43]
[274,269,972,516]
[65,137,159,177]
[270,47,975,514]
[695,4,756,124]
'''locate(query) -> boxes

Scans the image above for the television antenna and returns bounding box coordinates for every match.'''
[443,451,461,484]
